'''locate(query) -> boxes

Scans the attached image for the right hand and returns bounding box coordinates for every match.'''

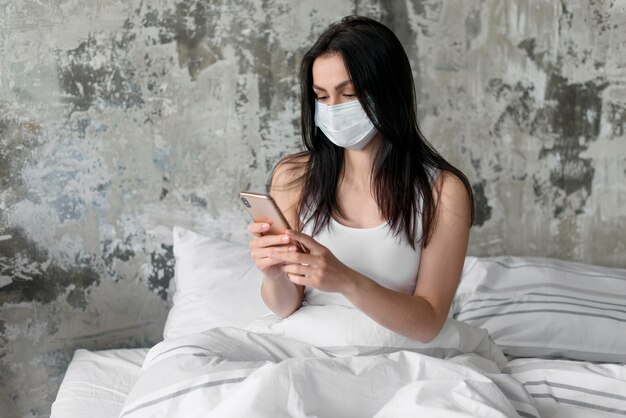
[248,221,298,280]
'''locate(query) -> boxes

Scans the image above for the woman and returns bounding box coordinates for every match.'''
[248,16,474,343]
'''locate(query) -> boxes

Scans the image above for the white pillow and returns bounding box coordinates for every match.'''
[163,227,271,339]
[453,256,626,362]
[246,304,507,368]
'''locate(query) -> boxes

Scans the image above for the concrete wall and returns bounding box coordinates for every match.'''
[1,0,624,416]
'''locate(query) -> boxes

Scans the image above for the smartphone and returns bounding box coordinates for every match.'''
[239,191,308,253]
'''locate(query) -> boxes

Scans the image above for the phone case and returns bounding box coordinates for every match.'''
[239,191,308,253]
[239,191,291,235]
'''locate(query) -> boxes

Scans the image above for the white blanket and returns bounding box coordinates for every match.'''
[120,306,539,418]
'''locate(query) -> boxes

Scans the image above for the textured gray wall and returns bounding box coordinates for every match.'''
[1,0,625,416]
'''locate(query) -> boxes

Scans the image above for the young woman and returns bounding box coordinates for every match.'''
[247,16,474,343]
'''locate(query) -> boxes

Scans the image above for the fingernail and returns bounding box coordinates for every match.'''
[268,251,275,259]
[288,246,296,252]
[281,235,289,243]
[262,223,269,230]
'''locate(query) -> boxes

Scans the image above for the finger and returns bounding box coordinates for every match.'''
[282,263,312,276]
[257,257,287,269]
[252,234,294,250]
[285,230,322,253]
[268,249,313,265]
[287,273,312,287]
[251,245,297,260]
[248,222,271,236]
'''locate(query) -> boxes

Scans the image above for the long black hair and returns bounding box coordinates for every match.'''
[276,15,474,248]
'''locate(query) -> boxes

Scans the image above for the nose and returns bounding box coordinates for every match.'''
[326,95,339,106]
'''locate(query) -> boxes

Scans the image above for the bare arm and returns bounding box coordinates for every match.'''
[249,158,306,318]
[259,260,304,318]
[346,172,471,341]
[272,172,471,341]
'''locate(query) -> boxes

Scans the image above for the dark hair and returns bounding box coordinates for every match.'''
[277,15,474,248]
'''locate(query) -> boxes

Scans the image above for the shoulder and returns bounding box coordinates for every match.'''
[270,152,310,227]
[270,152,309,191]
[432,170,472,224]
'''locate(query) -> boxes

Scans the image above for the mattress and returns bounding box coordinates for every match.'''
[50,348,149,418]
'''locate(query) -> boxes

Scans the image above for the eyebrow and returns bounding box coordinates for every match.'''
[312,79,353,92]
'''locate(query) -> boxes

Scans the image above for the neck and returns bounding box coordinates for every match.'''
[340,133,381,192]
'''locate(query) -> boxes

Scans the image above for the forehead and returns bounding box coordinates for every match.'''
[312,53,351,87]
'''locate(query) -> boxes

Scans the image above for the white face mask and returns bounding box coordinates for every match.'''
[314,99,378,150]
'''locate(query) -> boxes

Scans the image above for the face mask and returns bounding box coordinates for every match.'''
[314,99,378,150]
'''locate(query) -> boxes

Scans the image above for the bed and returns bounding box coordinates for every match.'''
[50,227,626,418]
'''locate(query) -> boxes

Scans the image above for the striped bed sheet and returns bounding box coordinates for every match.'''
[51,346,626,418]
[504,357,626,417]
[50,255,626,417]
[117,327,540,418]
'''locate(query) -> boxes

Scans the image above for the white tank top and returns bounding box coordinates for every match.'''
[302,216,422,307]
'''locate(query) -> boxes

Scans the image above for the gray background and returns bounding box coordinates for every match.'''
[1,0,625,416]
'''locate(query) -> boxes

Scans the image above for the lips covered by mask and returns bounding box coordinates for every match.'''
[314,99,378,150]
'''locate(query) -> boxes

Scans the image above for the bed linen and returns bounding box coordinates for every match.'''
[119,325,539,418]
[505,358,626,418]
[52,343,626,418]
[50,348,148,418]
[163,227,270,339]
[51,228,626,417]
[454,256,626,362]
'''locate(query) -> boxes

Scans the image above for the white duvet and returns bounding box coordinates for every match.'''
[120,305,539,418]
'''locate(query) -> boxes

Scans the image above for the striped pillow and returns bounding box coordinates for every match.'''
[504,358,626,417]
[453,256,626,362]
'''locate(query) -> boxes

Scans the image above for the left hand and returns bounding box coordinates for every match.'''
[268,229,357,294]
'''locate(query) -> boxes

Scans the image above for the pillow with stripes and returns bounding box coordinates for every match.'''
[452,256,626,362]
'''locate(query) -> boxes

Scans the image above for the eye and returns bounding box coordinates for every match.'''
[343,93,357,98]
[315,95,329,101]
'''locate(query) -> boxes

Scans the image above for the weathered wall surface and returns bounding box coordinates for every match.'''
[0,0,624,416]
